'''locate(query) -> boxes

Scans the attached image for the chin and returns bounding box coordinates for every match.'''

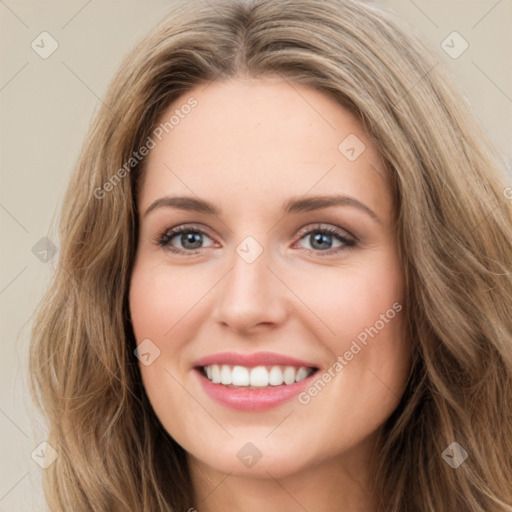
[185,435,319,480]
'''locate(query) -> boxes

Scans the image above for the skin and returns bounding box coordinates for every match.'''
[129,76,412,512]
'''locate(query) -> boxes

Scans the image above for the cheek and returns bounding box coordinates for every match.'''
[296,252,405,345]
[129,260,205,341]
[128,261,201,440]
[128,261,186,391]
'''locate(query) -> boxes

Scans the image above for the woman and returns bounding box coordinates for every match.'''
[29,0,512,510]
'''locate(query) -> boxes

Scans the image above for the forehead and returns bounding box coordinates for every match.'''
[139,78,391,220]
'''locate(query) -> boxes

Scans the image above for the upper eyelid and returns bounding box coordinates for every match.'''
[295,223,354,238]
[162,222,353,236]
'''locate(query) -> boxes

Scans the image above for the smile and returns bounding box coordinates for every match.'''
[193,352,320,411]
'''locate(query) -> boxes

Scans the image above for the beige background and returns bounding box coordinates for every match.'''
[1,0,511,509]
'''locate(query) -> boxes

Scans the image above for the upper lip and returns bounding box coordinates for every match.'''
[193,351,319,369]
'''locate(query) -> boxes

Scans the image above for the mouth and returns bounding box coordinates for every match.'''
[192,352,320,411]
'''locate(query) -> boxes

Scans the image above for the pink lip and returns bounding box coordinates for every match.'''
[195,369,317,411]
[192,351,318,369]
[192,351,319,412]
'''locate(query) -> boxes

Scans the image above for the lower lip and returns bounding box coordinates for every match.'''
[195,369,317,411]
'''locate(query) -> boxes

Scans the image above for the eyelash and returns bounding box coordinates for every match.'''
[153,223,357,257]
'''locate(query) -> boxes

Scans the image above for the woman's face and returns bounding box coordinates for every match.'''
[129,77,411,481]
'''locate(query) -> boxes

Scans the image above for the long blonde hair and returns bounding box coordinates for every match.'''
[30,0,512,510]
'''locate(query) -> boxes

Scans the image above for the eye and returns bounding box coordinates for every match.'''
[155,224,216,254]
[293,224,356,255]
[154,223,357,256]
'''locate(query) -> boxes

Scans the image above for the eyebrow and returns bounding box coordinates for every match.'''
[143,194,380,223]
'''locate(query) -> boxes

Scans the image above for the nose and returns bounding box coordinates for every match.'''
[212,244,290,334]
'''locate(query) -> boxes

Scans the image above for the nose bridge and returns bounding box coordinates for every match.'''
[213,236,288,331]
[233,236,270,293]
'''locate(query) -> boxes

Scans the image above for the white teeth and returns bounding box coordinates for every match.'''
[232,366,250,386]
[283,366,296,385]
[250,366,269,387]
[220,365,232,385]
[269,366,284,385]
[202,364,314,387]
[295,367,310,382]
[211,364,221,384]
